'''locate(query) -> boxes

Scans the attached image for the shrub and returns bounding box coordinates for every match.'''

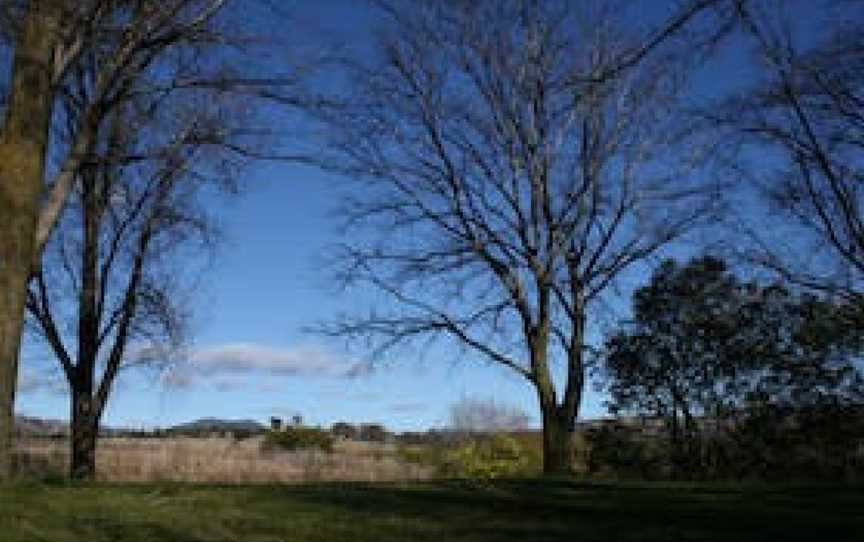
[261,427,333,453]
[443,434,536,481]
[584,424,670,480]
[396,444,448,467]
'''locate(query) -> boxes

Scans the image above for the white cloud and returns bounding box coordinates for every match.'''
[190,343,354,375]
[161,342,369,389]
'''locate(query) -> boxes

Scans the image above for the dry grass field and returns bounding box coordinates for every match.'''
[14,437,434,483]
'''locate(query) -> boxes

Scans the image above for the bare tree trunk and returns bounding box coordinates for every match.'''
[532,321,578,475]
[70,170,100,481]
[0,1,61,481]
[682,406,701,477]
[70,386,99,480]
[0,267,29,479]
[541,408,576,476]
[530,290,585,476]
[669,407,682,479]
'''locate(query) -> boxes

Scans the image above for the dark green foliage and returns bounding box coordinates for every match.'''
[331,422,359,440]
[583,423,671,480]
[727,404,864,481]
[359,424,387,443]
[601,256,864,480]
[261,427,333,453]
[602,256,768,475]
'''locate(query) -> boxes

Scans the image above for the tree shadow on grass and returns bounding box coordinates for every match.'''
[260,479,864,542]
[4,480,862,542]
[72,520,213,542]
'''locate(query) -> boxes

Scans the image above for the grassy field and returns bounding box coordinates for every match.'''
[15,437,434,483]
[0,480,861,541]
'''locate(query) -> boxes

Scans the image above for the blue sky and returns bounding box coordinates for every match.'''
[15,0,832,432]
[18,158,564,431]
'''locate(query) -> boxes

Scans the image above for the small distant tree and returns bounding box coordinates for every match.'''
[262,426,333,453]
[449,396,531,436]
[359,424,387,443]
[330,422,358,440]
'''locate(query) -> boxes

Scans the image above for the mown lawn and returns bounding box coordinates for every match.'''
[0,480,861,541]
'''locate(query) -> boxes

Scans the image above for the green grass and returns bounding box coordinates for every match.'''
[0,479,861,541]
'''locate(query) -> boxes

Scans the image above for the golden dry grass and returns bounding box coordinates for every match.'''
[14,436,435,483]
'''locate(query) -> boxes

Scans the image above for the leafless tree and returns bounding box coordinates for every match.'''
[0,0,296,479]
[307,0,728,473]
[711,1,864,306]
[25,68,254,478]
[449,396,532,436]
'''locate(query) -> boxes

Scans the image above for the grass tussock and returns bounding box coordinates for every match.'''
[14,437,434,483]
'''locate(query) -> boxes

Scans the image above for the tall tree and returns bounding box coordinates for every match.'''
[0,0,68,481]
[25,83,249,478]
[307,0,729,474]
[0,0,292,480]
[449,396,532,436]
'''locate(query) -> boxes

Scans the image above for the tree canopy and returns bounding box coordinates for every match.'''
[601,255,864,477]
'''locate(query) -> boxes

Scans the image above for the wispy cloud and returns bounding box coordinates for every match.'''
[190,343,359,376]
[160,342,370,390]
[17,372,66,396]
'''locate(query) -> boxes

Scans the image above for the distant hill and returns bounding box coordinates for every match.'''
[15,415,267,438]
[167,418,266,436]
[15,415,69,437]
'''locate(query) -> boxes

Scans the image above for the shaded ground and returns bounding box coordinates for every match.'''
[0,479,861,541]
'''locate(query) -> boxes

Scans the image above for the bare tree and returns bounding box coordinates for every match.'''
[308,1,726,473]
[0,0,295,479]
[25,74,252,478]
[711,1,864,304]
[449,396,531,436]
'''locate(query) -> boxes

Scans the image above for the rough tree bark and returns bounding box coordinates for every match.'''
[70,383,98,479]
[69,170,101,480]
[0,0,62,481]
